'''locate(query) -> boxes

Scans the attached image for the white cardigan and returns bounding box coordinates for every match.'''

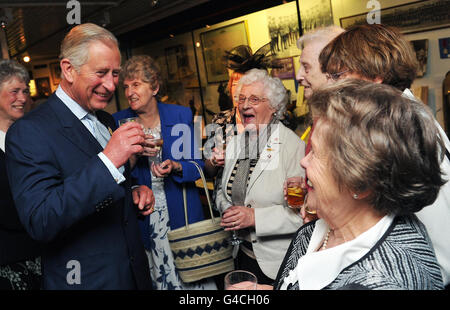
[404,89,450,286]
[216,122,305,279]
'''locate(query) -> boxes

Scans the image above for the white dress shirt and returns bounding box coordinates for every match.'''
[0,130,5,152]
[55,86,125,184]
[280,214,394,290]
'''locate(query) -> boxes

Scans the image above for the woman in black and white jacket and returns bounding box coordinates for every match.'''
[273,80,444,290]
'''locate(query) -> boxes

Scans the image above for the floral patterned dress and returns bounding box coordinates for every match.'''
[145,169,217,290]
[0,257,41,290]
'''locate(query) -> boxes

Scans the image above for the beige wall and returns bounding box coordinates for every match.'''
[192,1,299,124]
[406,27,450,127]
[190,0,450,127]
[331,0,450,129]
[26,0,449,128]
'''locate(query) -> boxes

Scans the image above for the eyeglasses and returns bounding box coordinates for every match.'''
[326,69,350,81]
[235,95,268,106]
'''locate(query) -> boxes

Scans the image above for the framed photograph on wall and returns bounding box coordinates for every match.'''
[200,21,249,83]
[410,39,428,77]
[266,1,301,58]
[50,62,61,85]
[165,45,194,81]
[35,77,51,97]
[271,57,295,80]
[298,0,333,34]
[439,37,450,59]
[340,0,450,34]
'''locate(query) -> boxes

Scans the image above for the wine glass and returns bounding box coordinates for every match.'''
[224,270,257,290]
[215,135,227,152]
[143,127,163,164]
[229,198,243,258]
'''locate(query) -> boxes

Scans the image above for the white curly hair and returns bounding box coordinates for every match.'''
[235,68,287,119]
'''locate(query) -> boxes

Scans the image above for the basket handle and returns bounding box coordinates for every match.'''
[182,161,216,229]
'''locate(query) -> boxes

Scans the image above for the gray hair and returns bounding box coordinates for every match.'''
[120,55,162,93]
[309,79,446,215]
[59,23,119,71]
[235,68,287,119]
[0,59,30,91]
[297,25,344,50]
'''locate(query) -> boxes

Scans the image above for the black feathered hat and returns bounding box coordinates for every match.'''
[223,43,279,73]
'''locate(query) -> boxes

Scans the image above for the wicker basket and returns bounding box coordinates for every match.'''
[168,161,234,283]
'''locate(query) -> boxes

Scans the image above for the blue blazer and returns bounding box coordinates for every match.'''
[5,94,151,290]
[113,103,205,250]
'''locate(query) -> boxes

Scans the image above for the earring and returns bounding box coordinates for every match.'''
[353,193,359,199]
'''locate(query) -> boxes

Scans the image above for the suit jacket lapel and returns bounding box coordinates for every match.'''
[95,110,116,134]
[48,94,102,157]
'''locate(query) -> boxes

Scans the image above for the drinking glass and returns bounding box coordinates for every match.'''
[224,270,257,290]
[143,127,163,164]
[118,117,138,126]
[216,136,227,152]
[211,135,226,168]
[286,176,306,209]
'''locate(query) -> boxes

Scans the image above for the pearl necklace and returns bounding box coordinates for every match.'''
[321,228,332,250]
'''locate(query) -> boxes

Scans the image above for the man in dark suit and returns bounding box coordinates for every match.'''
[5,23,154,290]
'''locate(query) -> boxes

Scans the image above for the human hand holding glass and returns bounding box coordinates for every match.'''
[224,270,257,290]
[209,134,227,168]
[217,137,227,152]
[210,147,225,168]
[104,118,144,168]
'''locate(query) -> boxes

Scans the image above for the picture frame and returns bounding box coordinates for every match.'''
[410,39,428,77]
[200,21,249,83]
[298,0,333,34]
[266,1,302,58]
[271,57,295,80]
[165,45,193,81]
[340,0,450,34]
[438,37,450,59]
[50,62,61,85]
[35,77,51,97]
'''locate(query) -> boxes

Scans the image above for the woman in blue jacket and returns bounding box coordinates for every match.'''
[113,55,215,290]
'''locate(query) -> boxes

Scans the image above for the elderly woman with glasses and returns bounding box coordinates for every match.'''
[215,68,305,285]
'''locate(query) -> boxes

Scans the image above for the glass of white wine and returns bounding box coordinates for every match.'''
[143,127,163,164]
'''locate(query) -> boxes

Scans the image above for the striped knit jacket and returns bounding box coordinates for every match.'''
[274,215,444,290]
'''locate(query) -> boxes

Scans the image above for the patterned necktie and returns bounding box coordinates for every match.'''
[85,113,125,175]
[85,113,110,149]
